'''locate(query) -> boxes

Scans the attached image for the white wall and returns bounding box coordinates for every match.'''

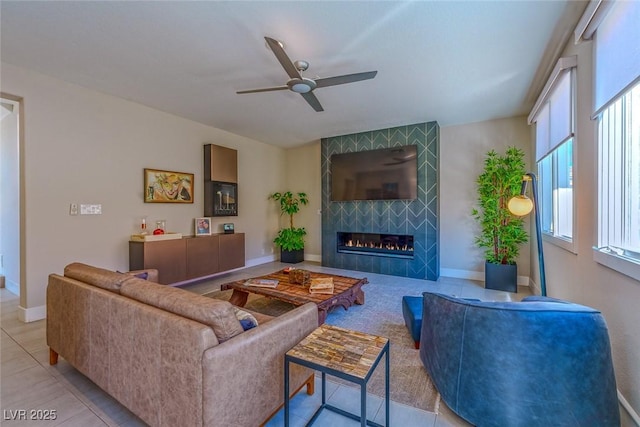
[0,98,21,295]
[0,62,286,320]
[440,117,532,281]
[284,143,322,261]
[541,37,640,422]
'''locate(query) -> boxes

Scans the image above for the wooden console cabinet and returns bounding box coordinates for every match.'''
[129,233,245,285]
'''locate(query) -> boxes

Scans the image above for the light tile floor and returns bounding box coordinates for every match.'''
[1,261,530,426]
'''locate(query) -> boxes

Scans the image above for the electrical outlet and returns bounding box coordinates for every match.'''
[69,203,78,215]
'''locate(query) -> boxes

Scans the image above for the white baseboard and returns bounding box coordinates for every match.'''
[18,304,46,323]
[245,255,277,267]
[440,268,530,287]
[440,268,484,282]
[246,254,321,265]
[305,254,322,263]
[618,390,640,426]
[5,278,20,296]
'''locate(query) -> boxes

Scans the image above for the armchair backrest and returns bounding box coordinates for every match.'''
[419,292,620,427]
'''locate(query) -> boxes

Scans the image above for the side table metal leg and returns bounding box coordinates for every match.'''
[284,358,290,427]
[361,382,367,427]
[322,372,326,405]
[385,346,390,426]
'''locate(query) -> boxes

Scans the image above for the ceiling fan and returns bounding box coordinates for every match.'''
[236,36,377,112]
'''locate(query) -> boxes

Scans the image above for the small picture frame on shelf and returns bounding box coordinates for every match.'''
[195,217,211,236]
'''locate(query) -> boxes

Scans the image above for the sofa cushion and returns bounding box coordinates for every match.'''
[121,279,244,342]
[64,263,132,293]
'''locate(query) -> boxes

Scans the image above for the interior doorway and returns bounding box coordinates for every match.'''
[1,94,23,298]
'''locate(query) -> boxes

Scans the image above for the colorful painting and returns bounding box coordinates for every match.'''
[144,169,194,203]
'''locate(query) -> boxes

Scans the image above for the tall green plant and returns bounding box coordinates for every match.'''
[269,191,309,251]
[471,147,528,265]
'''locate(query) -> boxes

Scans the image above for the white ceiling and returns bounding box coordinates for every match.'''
[0,1,586,148]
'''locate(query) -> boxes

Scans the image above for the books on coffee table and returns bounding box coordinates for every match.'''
[244,279,279,288]
[309,277,334,294]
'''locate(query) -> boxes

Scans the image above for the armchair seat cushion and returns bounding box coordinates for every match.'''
[402,296,423,349]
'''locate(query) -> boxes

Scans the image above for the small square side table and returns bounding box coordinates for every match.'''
[284,324,390,427]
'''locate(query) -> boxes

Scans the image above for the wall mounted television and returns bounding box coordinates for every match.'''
[330,145,418,201]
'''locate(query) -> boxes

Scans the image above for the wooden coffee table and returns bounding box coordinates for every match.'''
[219,270,368,324]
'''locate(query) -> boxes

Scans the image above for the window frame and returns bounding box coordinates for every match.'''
[530,62,578,254]
[594,82,640,282]
[538,138,576,254]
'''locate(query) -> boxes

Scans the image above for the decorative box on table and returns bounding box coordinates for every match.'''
[290,269,311,286]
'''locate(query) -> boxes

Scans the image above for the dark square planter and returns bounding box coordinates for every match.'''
[281,249,304,264]
[485,261,517,293]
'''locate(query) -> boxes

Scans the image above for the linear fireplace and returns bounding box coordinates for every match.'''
[337,232,414,259]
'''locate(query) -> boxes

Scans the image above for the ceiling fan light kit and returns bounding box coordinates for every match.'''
[237,36,377,111]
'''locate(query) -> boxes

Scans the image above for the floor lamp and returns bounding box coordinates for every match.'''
[507,173,547,296]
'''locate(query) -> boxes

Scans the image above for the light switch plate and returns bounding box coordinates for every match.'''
[69,203,78,215]
[80,204,102,215]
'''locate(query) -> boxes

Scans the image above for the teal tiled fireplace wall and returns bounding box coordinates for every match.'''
[321,121,439,280]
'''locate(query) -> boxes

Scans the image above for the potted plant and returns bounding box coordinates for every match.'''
[471,146,528,292]
[269,191,309,263]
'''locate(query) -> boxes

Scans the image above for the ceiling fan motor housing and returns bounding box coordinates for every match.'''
[287,77,316,93]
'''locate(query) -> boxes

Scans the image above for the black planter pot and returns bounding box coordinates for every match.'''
[484,261,517,293]
[281,249,304,264]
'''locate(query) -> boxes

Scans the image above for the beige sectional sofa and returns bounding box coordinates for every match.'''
[47,263,318,426]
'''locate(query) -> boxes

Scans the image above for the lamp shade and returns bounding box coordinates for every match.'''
[508,195,534,216]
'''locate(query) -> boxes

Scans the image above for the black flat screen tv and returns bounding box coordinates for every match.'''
[330,145,418,201]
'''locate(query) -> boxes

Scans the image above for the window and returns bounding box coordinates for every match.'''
[529,58,576,251]
[597,82,640,265]
[586,0,640,280]
[538,138,573,240]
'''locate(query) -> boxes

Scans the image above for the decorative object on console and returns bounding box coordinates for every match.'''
[223,223,235,234]
[471,146,528,293]
[508,173,547,296]
[269,191,309,263]
[139,216,148,235]
[153,219,166,235]
[144,168,194,203]
[195,217,211,236]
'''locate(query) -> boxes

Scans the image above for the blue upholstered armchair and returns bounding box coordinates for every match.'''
[419,292,620,426]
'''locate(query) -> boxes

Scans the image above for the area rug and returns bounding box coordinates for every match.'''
[205,280,440,413]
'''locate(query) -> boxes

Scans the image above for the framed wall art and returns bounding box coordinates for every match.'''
[144,169,194,203]
[195,217,212,236]
[210,181,238,216]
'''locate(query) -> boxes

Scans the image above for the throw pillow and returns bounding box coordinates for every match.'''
[233,307,259,331]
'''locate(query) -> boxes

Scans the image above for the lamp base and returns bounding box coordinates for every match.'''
[485,261,517,293]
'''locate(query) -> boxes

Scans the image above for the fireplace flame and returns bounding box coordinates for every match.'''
[344,239,413,252]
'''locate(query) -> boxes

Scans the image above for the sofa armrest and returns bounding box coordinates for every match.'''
[201,302,318,427]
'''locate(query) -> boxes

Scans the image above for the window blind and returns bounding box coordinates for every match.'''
[593,0,640,117]
[530,58,576,161]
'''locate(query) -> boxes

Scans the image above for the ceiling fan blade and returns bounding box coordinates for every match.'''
[301,92,324,112]
[236,85,288,94]
[315,71,378,88]
[264,37,301,79]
